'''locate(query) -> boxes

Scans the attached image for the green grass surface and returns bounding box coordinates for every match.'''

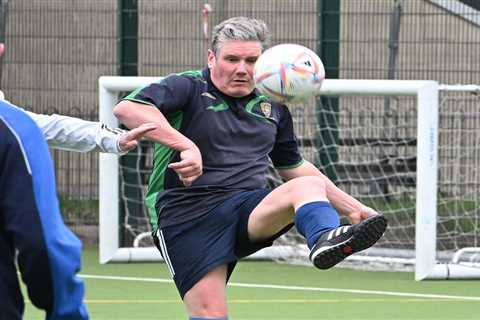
[23,247,480,319]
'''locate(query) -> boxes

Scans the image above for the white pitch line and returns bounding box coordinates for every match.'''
[80,274,480,302]
[81,274,173,283]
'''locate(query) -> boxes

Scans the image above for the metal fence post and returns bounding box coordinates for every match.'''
[316,0,340,182]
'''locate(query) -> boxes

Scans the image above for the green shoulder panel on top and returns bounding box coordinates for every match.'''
[145,111,184,235]
[123,79,163,107]
[177,70,206,83]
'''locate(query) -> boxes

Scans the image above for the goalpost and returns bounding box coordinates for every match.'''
[98,76,480,280]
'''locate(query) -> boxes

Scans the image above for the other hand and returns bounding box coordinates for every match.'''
[167,144,203,187]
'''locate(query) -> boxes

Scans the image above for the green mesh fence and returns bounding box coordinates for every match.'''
[1,0,479,243]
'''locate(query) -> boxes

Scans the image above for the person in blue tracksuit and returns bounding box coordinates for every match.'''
[0,100,88,320]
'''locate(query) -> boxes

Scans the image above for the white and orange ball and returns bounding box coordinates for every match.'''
[254,43,325,104]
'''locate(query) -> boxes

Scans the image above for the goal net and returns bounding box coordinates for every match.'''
[99,77,480,280]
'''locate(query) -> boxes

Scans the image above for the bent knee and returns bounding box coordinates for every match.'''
[186,294,228,317]
[184,266,228,317]
[284,176,328,206]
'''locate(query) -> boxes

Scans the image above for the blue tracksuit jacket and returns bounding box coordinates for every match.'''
[0,100,88,319]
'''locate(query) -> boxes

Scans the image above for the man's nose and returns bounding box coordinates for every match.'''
[236,60,248,73]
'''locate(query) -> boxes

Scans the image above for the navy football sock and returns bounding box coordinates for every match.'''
[294,201,340,249]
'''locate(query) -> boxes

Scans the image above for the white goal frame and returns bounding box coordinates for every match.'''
[98,76,480,280]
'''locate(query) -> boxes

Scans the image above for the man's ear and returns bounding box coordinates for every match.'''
[207,49,215,69]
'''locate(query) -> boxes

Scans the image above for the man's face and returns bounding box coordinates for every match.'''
[208,40,262,97]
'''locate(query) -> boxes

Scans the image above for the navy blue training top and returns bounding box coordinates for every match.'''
[124,68,303,229]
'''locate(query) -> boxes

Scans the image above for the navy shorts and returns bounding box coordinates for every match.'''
[154,189,293,299]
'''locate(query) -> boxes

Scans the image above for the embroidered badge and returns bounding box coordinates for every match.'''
[260,102,272,118]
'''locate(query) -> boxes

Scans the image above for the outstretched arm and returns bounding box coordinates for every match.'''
[277,160,378,224]
[26,111,155,154]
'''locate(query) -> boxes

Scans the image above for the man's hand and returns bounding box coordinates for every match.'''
[118,123,157,152]
[168,144,203,187]
[346,206,379,225]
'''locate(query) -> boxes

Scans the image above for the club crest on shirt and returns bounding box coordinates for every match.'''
[260,102,272,118]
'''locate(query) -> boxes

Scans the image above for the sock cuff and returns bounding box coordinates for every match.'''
[297,201,332,212]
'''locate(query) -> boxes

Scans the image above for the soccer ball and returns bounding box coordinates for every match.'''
[254,43,325,104]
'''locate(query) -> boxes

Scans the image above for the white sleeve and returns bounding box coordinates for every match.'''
[26,111,127,155]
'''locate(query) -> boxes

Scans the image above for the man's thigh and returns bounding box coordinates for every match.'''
[234,189,293,259]
[246,183,298,242]
[247,176,328,241]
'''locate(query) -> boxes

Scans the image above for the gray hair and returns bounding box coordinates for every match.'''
[210,16,271,55]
